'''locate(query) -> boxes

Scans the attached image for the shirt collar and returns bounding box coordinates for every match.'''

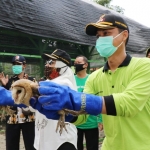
[103,54,132,72]
[12,73,26,79]
[12,75,19,79]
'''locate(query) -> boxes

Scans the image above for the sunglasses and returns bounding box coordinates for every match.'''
[45,60,55,65]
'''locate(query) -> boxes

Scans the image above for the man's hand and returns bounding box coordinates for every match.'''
[0,72,9,86]
[23,73,28,79]
[98,123,103,131]
[33,81,103,120]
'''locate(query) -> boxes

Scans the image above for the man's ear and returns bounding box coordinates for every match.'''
[123,30,129,42]
[23,64,26,69]
[84,63,88,68]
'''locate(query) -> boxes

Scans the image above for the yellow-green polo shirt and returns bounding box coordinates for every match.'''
[74,55,150,150]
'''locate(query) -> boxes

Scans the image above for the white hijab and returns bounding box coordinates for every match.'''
[52,60,77,90]
[34,60,77,150]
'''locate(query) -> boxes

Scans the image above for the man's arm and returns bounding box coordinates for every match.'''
[102,98,107,114]
[83,73,107,114]
[29,58,150,120]
[84,58,150,117]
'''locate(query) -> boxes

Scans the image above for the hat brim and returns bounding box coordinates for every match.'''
[85,23,116,36]
[42,53,57,60]
[12,61,24,64]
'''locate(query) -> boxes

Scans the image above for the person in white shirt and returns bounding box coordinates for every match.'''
[34,49,77,150]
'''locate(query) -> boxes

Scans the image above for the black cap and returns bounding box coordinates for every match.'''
[85,14,129,36]
[12,55,26,64]
[42,49,72,67]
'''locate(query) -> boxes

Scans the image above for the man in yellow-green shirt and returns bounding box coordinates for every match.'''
[76,14,150,150]
[10,14,150,150]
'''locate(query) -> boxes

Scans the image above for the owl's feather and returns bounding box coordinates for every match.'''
[11,79,86,135]
[11,79,39,106]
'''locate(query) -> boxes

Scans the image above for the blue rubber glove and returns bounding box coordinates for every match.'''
[0,86,16,106]
[36,81,103,119]
[30,97,74,121]
[0,86,26,108]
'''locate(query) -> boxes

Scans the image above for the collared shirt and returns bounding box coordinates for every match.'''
[74,55,150,150]
[102,54,132,115]
[103,54,131,72]
[3,74,36,124]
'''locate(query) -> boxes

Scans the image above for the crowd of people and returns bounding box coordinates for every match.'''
[0,13,150,150]
[0,50,102,150]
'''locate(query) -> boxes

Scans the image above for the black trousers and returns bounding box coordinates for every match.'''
[57,142,76,150]
[6,122,36,150]
[77,127,99,150]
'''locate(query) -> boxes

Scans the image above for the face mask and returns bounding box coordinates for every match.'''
[12,65,23,74]
[44,67,58,79]
[74,64,85,73]
[44,66,67,80]
[96,32,123,58]
[49,68,60,79]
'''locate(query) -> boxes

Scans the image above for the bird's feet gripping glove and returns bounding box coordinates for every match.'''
[31,81,103,120]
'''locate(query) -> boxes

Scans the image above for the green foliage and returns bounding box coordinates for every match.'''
[107,5,125,14]
[94,0,125,14]
[94,0,112,6]
[0,63,2,72]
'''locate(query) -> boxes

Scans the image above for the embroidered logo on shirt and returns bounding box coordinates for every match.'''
[36,119,48,130]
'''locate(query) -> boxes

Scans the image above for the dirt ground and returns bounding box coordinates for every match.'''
[0,125,104,150]
[0,121,25,150]
[0,133,25,150]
